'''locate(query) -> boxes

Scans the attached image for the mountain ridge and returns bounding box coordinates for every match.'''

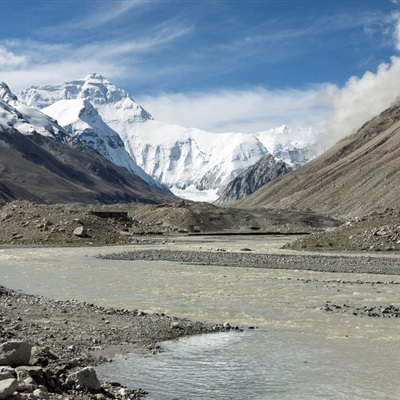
[0,85,177,204]
[20,74,321,202]
[236,103,400,217]
[216,153,293,205]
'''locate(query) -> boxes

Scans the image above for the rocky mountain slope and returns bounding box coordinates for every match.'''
[20,74,320,201]
[0,85,177,204]
[0,127,176,204]
[237,103,400,218]
[215,153,292,205]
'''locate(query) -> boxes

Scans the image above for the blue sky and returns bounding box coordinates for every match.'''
[1,0,400,140]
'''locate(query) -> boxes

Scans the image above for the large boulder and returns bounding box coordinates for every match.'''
[68,367,101,390]
[0,342,32,367]
[0,378,18,400]
[73,226,88,237]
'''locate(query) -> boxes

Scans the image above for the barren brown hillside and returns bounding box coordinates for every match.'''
[0,128,176,205]
[237,104,400,218]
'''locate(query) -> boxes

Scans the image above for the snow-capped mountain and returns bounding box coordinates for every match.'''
[42,98,164,189]
[0,82,67,139]
[20,74,320,202]
[255,125,321,168]
[0,81,177,204]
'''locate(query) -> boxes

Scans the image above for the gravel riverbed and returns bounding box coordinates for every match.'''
[101,249,400,275]
[0,284,227,400]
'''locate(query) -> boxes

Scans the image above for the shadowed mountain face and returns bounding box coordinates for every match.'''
[0,127,177,205]
[237,104,400,218]
[215,153,292,206]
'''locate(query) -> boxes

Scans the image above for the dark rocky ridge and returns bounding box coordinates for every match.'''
[0,128,176,205]
[215,153,292,205]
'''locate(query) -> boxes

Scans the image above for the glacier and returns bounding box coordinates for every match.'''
[20,74,321,202]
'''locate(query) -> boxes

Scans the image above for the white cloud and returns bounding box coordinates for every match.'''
[0,46,28,69]
[138,87,330,134]
[322,56,400,146]
[140,55,400,148]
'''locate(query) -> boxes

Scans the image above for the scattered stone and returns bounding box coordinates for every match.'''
[32,386,49,399]
[73,226,88,238]
[0,342,32,368]
[0,378,18,400]
[68,367,101,390]
[0,367,16,380]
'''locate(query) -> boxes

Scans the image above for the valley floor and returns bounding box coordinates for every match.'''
[1,233,400,399]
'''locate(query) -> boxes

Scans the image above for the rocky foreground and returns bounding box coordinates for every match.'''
[0,285,227,400]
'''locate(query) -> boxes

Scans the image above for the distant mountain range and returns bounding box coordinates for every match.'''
[237,102,400,217]
[0,82,176,205]
[19,74,321,202]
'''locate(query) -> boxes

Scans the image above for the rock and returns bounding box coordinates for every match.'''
[0,378,18,400]
[73,226,88,237]
[0,342,32,367]
[15,365,45,382]
[0,367,16,380]
[30,346,58,367]
[68,367,101,390]
[32,386,49,399]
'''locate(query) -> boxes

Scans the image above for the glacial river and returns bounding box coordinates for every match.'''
[0,237,400,399]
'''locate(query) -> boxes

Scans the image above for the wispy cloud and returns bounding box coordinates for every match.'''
[392,12,400,50]
[0,46,28,69]
[71,0,144,29]
[0,15,192,91]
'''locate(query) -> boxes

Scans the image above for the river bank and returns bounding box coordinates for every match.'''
[0,284,226,399]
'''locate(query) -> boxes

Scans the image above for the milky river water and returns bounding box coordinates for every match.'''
[0,238,400,399]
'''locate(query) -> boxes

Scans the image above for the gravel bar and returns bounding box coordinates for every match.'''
[101,249,400,275]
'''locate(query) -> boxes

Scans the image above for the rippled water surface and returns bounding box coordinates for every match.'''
[1,240,400,399]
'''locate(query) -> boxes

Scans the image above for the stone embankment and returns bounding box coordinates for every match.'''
[0,285,227,400]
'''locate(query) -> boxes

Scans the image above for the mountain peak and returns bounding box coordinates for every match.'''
[0,82,19,105]
[20,75,153,121]
[84,73,107,82]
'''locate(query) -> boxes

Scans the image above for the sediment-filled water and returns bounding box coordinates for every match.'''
[1,241,399,399]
